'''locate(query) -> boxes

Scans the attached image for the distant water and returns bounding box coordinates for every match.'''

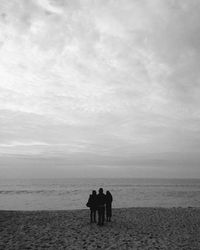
[0,178,200,210]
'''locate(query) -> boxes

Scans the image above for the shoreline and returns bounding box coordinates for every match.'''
[0,207,199,249]
[0,205,199,211]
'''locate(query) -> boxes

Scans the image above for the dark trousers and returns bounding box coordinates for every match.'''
[106,203,112,221]
[90,208,96,223]
[98,207,105,225]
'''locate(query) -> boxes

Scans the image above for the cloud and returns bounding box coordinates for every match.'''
[0,0,200,177]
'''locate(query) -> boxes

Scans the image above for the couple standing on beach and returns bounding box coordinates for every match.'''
[87,188,113,226]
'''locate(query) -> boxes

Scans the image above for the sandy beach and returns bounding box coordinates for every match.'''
[0,207,199,250]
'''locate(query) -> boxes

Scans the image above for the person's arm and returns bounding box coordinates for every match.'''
[86,195,92,207]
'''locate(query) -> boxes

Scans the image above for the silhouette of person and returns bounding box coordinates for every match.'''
[105,191,113,222]
[87,190,97,223]
[96,188,106,226]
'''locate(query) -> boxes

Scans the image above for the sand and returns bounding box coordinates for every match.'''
[0,207,199,250]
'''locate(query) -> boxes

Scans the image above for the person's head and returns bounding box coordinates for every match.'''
[92,190,96,196]
[99,188,103,194]
[106,191,110,195]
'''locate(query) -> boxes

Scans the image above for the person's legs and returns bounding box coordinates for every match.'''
[102,207,105,225]
[99,213,102,225]
[106,204,112,222]
[106,205,109,222]
[90,209,93,223]
[97,208,101,225]
[93,209,96,223]
[98,208,104,225]
[91,209,96,223]
[100,208,103,225]
[93,209,95,222]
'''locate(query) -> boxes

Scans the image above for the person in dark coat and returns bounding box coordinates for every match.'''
[87,190,97,223]
[96,188,106,226]
[105,191,113,222]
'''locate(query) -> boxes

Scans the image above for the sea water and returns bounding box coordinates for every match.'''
[0,178,200,210]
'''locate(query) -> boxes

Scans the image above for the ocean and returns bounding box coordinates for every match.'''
[0,178,200,210]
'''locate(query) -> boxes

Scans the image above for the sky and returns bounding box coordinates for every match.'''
[0,0,200,178]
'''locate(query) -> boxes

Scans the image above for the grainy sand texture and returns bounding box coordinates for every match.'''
[0,208,199,250]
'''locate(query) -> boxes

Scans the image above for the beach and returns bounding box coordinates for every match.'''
[0,208,199,250]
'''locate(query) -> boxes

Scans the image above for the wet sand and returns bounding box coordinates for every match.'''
[0,207,199,249]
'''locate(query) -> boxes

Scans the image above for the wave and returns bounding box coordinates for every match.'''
[0,190,80,195]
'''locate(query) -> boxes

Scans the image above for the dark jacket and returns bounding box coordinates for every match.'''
[106,193,113,205]
[97,193,106,208]
[87,194,97,209]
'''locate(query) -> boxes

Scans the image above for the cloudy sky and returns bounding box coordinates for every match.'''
[0,0,200,178]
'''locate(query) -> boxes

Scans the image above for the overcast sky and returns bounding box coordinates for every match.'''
[0,0,200,178]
